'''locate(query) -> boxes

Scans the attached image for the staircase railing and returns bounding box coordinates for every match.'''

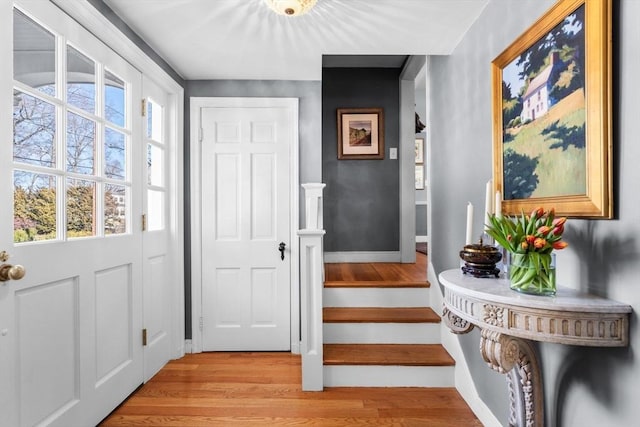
[298,183,326,391]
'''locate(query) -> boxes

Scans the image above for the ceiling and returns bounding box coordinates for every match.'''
[103,0,488,81]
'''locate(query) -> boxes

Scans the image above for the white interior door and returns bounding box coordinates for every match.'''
[141,76,173,380]
[200,101,292,351]
[1,2,145,426]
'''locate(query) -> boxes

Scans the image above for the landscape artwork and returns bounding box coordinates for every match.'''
[492,0,612,218]
[337,108,384,159]
[348,120,372,146]
[501,4,585,200]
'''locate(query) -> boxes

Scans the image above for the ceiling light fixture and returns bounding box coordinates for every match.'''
[264,0,318,16]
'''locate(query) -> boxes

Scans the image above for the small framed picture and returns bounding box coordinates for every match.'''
[337,108,384,159]
[415,165,424,190]
[415,137,424,164]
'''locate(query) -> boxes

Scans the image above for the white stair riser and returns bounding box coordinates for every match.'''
[323,323,440,344]
[324,288,430,308]
[324,365,454,387]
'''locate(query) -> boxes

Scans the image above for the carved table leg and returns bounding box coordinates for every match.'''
[479,329,544,427]
[442,306,475,334]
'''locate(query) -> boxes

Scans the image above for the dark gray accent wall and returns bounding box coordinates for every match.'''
[429,1,639,426]
[183,80,322,338]
[322,68,400,252]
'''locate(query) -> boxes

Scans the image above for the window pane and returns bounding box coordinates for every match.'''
[105,184,127,235]
[67,178,95,238]
[13,9,55,96]
[147,99,163,142]
[105,128,126,180]
[147,190,164,231]
[147,143,163,186]
[67,44,95,114]
[66,111,95,175]
[13,90,56,167]
[105,69,125,127]
[14,171,56,242]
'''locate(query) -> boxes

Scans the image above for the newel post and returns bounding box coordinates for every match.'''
[298,183,326,391]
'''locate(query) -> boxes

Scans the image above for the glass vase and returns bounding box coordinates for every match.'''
[507,252,556,296]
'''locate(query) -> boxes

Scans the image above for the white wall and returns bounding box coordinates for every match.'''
[429,1,640,425]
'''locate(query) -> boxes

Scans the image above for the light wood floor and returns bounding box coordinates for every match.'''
[100,252,482,426]
[324,252,428,286]
[99,352,481,426]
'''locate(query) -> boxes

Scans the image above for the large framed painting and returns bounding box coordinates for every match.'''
[492,0,612,218]
[337,108,384,160]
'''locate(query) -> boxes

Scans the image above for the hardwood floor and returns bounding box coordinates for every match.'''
[324,252,428,285]
[99,352,482,426]
[100,253,482,426]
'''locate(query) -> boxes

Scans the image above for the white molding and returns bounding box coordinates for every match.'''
[324,251,401,263]
[189,97,300,354]
[416,235,428,243]
[184,340,193,354]
[415,201,428,206]
[428,262,501,427]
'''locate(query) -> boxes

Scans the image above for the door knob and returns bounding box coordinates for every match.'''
[0,251,26,282]
[278,242,286,261]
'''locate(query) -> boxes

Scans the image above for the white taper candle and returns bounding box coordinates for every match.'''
[465,202,474,245]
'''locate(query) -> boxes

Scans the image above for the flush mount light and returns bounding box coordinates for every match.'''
[264,0,318,16]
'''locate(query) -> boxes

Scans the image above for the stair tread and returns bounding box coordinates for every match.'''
[324,280,430,288]
[323,344,455,366]
[324,307,440,323]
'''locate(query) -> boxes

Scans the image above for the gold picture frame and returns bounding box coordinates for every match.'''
[337,108,384,160]
[491,0,612,218]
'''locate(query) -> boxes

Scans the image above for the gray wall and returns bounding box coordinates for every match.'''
[429,1,640,425]
[183,80,322,338]
[322,67,400,252]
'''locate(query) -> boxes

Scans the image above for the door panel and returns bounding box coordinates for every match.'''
[17,278,78,427]
[142,76,173,381]
[1,2,143,426]
[201,105,291,351]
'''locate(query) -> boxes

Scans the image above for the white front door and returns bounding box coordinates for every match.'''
[198,100,294,351]
[141,76,173,380]
[1,2,144,426]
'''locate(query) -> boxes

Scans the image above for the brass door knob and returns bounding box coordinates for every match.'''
[0,264,26,282]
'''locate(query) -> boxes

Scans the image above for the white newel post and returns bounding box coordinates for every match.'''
[299,183,326,391]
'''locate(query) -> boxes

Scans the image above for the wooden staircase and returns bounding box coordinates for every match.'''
[322,254,455,387]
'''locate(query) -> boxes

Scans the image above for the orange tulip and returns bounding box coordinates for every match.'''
[534,238,546,249]
[521,241,529,250]
[537,225,551,234]
[553,241,569,250]
[553,217,567,227]
[552,224,564,235]
[525,235,536,244]
[531,207,544,219]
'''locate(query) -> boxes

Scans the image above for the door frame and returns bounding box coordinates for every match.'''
[189,97,300,354]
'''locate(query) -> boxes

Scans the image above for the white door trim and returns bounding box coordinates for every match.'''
[190,97,300,354]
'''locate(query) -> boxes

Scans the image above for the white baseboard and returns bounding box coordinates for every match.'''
[184,339,193,354]
[416,235,428,243]
[428,262,501,427]
[324,251,400,263]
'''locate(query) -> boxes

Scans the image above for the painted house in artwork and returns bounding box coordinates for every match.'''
[520,51,563,122]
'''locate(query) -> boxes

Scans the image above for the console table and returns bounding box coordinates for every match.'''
[438,269,632,427]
